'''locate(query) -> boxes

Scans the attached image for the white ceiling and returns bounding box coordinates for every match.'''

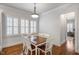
[1,3,66,14]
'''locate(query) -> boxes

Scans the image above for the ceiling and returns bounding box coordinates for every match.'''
[1,3,66,14]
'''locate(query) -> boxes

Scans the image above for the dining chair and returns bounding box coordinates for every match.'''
[43,34,50,38]
[38,36,53,55]
[38,33,50,38]
[22,35,36,55]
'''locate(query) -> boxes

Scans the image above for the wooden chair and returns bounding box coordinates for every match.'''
[23,35,36,55]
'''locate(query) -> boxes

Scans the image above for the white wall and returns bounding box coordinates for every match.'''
[76,7,79,53]
[0,9,3,51]
[39,4,79,47]
[39,10,61,45]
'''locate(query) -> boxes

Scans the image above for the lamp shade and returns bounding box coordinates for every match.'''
[31,14,39,18]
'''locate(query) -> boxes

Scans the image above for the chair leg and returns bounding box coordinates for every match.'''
[45,51,52,55]
[26,49,28,55]
[31,50,32,55]
[50,51,52,55]
[38,49,40,55]
[45,51,48,55]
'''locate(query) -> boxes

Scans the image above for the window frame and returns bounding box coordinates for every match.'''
[6,16,19,36]
[20,18,29,34]
[30,20,37,33]
[6,15,37,36]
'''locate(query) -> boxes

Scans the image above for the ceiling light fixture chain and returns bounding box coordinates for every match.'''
[31,3,39,19]
[34,3,36,14]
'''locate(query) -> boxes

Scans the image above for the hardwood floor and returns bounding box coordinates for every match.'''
[52,43,66,55]
[27,41,79,55]
[1,41,79,55]
[2,43,23,55]
[52,41,79,55]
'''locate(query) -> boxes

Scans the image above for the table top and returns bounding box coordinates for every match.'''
[31,36,46,45]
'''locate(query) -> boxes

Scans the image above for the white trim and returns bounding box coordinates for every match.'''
[2,42,23,48]
[0,9,3,51]
[41,4,71,15]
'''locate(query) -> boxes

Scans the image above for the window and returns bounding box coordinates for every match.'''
[34,21,36,32]
[7,16,13,35]
[6,16,18,35]
[13,18,18,34]
[21,19,29,34]
[30,20,37,33]
[21,19,25,34]
[67,23,73,32]
[25,20,29,33]
[6,16,37,35]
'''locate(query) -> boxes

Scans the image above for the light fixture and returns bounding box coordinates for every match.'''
[31,3,39,19]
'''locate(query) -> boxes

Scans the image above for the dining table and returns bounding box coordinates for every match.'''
[30,36,46,55]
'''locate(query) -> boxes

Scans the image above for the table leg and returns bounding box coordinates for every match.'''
[36,46,37,55]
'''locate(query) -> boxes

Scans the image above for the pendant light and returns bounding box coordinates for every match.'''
[31,3,39,18]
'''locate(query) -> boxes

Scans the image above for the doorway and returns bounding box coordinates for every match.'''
[61,12,75,54]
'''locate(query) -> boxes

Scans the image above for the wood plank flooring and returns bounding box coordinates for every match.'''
[1,41,79,55]
[26,41,79,55]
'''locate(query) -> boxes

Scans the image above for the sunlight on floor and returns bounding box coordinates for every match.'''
[66,37,74,52]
